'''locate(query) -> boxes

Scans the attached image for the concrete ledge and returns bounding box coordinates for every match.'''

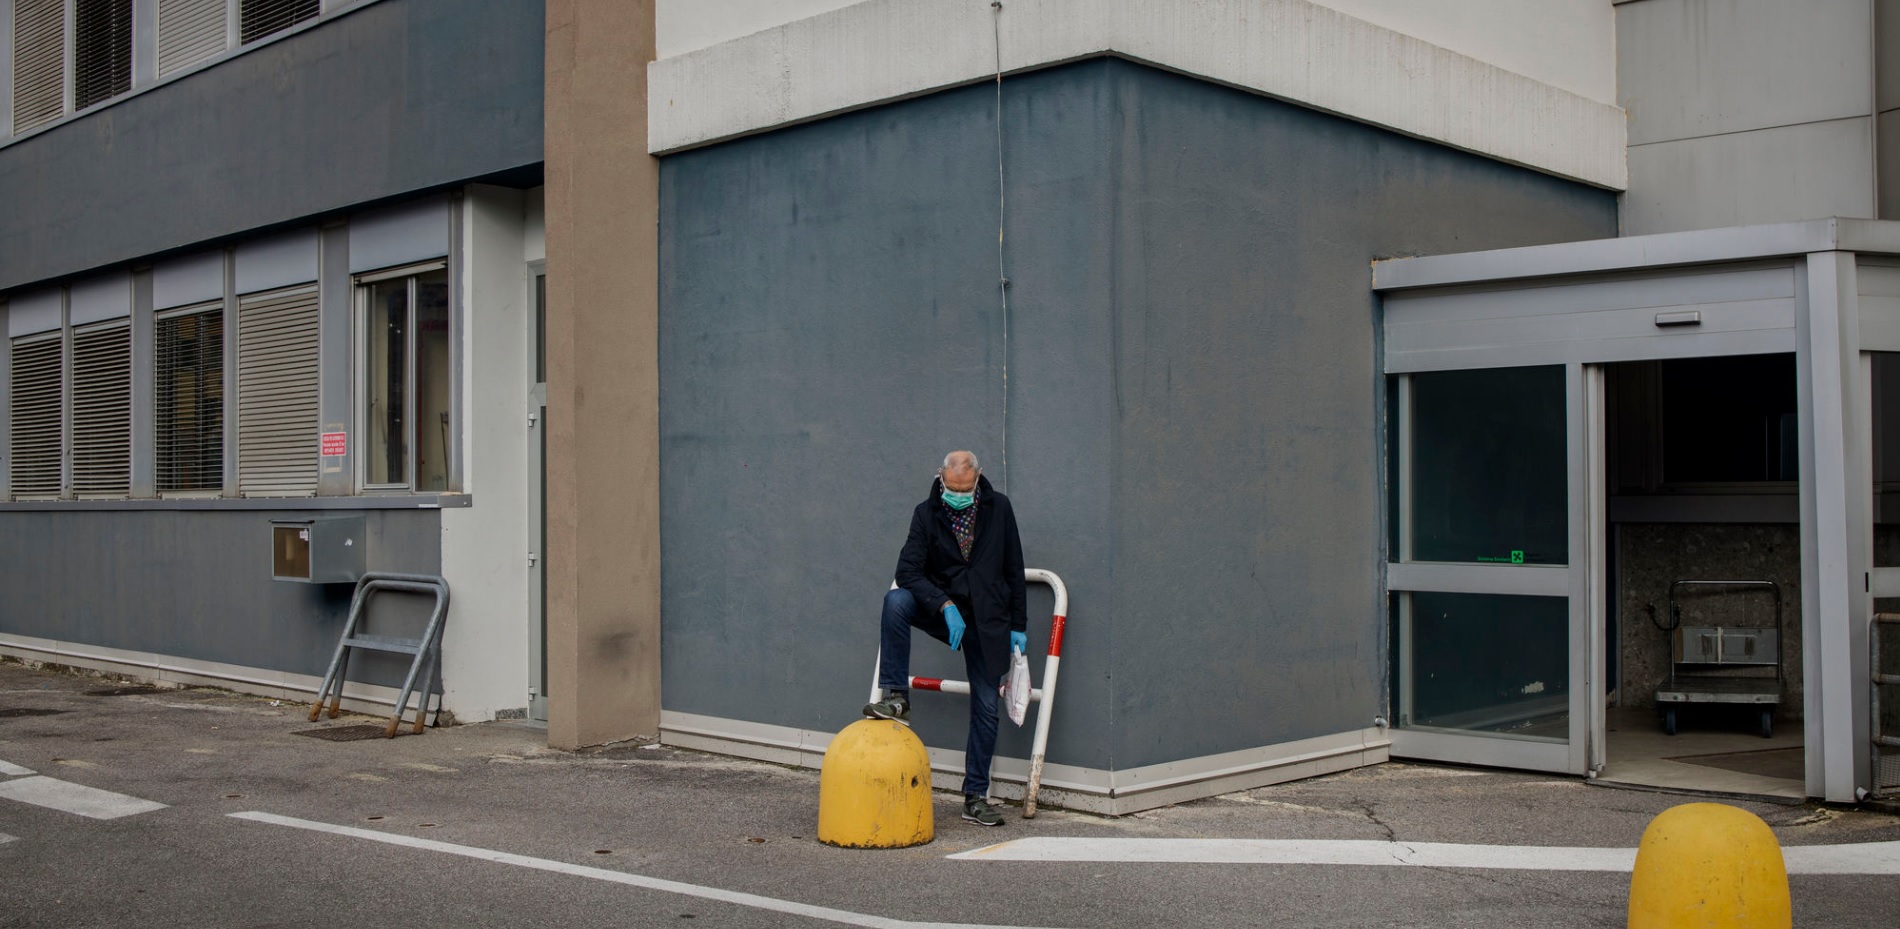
[648,0,1626,189]
[0,634,415,720]
[659,709,1389,815]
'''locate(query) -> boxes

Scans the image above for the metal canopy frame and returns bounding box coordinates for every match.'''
[1375,217,1898,802]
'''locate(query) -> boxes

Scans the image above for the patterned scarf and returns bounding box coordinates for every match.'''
[949,488,978,560]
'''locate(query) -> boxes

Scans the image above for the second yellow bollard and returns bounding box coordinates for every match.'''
[1627,802,1790,929]
[817,718,935,848]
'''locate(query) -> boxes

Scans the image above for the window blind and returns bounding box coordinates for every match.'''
[74,0,133,112]
[9,335,63,500]
[11,0,66,133]
[71,322,131,499]
[236,285,319,497]
[157,0,228,77]
[239,0,319,45]
[156,306,224,492]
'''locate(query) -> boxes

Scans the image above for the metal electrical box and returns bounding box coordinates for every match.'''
[271,516,365,584]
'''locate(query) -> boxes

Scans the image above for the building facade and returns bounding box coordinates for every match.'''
[3,0,1895,811]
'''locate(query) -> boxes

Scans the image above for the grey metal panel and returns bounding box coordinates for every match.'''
[233,229,316,295]
[68,272,131,325]
[0,0,14,137]
[5,287,59,336]
[0,0,545,293]
[1623,118,1876,236]
[1882,110,1900,221]
[1618,0,1872,147]
[316,222,349,495]
[0,300,8,499]
[1859,260,1900,350]
[0,507,440,681]
[131,0,156,88]
[152,250,222,309]
[657,59,1616,773]
[1383,263,1800,372]
[347,194,448,274]
[130,268,153,497]
[1880,0,1900,112]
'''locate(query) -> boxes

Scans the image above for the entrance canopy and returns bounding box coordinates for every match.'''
[1373,218,1900,803]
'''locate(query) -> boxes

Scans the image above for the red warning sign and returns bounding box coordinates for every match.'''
[321,432,347,457]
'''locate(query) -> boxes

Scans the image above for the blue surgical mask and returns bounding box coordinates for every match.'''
[941,483,976,511]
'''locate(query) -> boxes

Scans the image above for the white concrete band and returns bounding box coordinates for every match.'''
[647,0,1628,189]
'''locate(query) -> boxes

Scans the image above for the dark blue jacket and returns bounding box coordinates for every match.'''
[894,473,1027,683]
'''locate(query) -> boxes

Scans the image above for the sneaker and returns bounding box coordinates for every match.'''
[962,796,1004,827]
[862,693,910,723]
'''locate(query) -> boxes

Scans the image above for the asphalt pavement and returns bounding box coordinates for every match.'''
[0,659,1896,929]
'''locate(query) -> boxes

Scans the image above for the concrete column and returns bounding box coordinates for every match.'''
[543,0,661,749]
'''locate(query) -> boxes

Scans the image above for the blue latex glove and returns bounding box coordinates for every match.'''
[943,603,966,650]
[1010,631,1027,654]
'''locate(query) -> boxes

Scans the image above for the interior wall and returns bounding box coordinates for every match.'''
[1615,523,1805,717]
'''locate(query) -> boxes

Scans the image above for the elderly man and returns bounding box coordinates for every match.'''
[863,450,1028,827]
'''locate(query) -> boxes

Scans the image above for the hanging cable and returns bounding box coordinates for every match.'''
[991,1,1010,489]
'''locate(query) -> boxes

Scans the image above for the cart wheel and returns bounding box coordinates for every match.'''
[1759,708,1773,739]
[1663,707,1677,736]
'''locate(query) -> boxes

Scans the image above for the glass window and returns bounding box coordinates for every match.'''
[360,266,450,492]
[155,306,223,493]
[1400,365,1568,565]
[1391,591,1569,739]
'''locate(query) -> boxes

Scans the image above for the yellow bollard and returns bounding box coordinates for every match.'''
[817,718,935,848]
[1627,803,1791,929]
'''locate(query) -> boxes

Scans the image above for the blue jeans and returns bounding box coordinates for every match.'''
[877,587,1001,799]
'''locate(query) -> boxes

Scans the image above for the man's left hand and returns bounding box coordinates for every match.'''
[1010,631,1027,654]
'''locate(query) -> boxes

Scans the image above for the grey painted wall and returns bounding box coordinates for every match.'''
[657,59,1616,774]
[0,509,440,686]
[0,0,544,293]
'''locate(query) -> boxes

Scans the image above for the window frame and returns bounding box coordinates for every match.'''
[353,258,448,495]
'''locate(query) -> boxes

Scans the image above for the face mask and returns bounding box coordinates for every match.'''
[941,481,976,511]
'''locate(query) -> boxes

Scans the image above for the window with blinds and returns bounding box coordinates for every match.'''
[156,305,223,493]
[239,0,319,45]
[71,322,131,499]
[237,285,319,497]
[11,0,66,133]
[74,0,133,111]
[157,0,229,77]
[9,334,63,500]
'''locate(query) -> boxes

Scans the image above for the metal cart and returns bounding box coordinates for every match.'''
[1652,579,1784,738]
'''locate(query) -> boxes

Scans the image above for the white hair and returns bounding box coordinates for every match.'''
[941,451,980,472]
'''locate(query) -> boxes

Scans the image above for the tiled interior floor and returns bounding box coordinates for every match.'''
[1596,705,1806,800]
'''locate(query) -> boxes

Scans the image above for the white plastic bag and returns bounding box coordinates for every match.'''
[1002,649,1032,727]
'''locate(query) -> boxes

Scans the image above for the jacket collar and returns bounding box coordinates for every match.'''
[930,473,996,511]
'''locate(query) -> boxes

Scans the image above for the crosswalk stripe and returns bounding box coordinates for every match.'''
[0,776,167,820]
[0,759,35,777]
[0,831,15,845]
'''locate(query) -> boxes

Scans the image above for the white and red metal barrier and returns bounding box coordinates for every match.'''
[870,568,1069,817]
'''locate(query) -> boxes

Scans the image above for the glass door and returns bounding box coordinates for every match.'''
[1387,363,1597,774]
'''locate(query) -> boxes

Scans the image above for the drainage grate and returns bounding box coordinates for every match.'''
[0,708,68,718]
[292,725,391,742]
[86,686,168,697]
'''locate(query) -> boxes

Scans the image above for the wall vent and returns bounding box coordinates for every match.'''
[11,0,67,132]
[236,285,319,497]
[71,321,131,499]
[156,0,228,77]
[9,334,64,500]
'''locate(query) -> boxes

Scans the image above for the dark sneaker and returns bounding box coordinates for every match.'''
[962,796,1004,827]
[862,693,910,723]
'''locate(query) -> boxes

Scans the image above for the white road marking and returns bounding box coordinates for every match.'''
[950,837,1900,875]
[231,811,1068,929]
[0,759,35,777]
[0,831,15,845]
[0,776,167,819]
